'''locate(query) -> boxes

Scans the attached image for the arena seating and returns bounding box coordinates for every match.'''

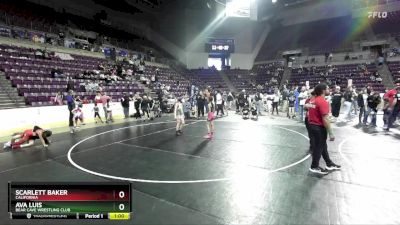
[290,63,386,92]
[225,69,255,92]
[187,69,229,91]
[225,63,284,94]
[387,60,400,81]
[254,62,284,87]
[142,65,190,97]
[0,44,146,106]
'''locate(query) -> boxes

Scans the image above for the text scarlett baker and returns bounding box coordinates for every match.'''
[15,190,68,195]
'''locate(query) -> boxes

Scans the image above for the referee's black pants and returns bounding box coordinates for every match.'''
[309,124,333,169]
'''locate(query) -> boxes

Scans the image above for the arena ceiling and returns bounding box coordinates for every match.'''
[156,0,318,9]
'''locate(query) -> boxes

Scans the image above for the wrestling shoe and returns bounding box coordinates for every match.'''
[309,167,329,175]
[326,163,341,171]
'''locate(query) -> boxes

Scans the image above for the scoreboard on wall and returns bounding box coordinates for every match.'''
[205,38,235,54]
[8,182,131,220]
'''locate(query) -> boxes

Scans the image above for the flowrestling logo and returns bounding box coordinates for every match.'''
[368,11,388,19]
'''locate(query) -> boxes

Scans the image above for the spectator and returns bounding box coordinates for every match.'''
[344,53,350,61]
[82,97,89,104]
[183,98,191,119]
[79,81,87,92]
[100,93,111,121]
[133,93,142,120]
[94,92,102,104]
[51,67,65,78]
[105,75,112,85]
[66,90,75,134]
[255,92,263,116]
[110,73,118,82]
[121,93,131,119]
[126,68,133,76]
[215,91,224,116]
[66,76,74,92]
[196,92,205,118]
[86,81,99,92]
[53,91,64,105]
[272,90,280,115]
[298,87,308,122]
[34,49,44,59]
[138,61,145,74]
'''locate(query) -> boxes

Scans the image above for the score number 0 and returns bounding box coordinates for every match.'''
[118,191,126,211]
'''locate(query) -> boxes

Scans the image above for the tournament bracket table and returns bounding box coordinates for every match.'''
[8,182,131,220]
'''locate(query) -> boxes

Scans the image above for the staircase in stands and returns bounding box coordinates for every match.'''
[280,66,292,88]
[136,81,158,99]
[217,70,236,92]
[0,72,26,109]
[378,62,396,89]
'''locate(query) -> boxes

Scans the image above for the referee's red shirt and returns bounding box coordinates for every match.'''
[308,96,329,126]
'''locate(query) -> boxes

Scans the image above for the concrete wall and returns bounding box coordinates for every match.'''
[230,53,253,70]
[352,1,400,18]
[186,52,209,69]
[0,102,131,137]
[278,0,351,26]
[278,0,400,26]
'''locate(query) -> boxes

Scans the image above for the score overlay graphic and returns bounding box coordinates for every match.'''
[8,182,131,220]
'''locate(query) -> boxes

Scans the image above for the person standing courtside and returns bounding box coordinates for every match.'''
[330,86,342,122]
[308,83,341,175]
[298,87,308,122]
[357,89,367,124]
[255,91,263,116]
[383,80,400,131]
[100,92,111,122]
[304,91,316,154]
[121,93,131,119]
[339,87,353,122]
[134,93,142,120]
[363,91,381,127]
[216,90,224,117]
[196,91,205,119]
[66,90,76,134]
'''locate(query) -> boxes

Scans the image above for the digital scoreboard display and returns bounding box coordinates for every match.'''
[205,38,235,54]
[8,182,131,220]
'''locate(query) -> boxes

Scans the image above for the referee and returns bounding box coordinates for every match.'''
[307,83,341,175]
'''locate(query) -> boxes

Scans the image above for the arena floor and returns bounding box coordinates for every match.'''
[1,113,400,225]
